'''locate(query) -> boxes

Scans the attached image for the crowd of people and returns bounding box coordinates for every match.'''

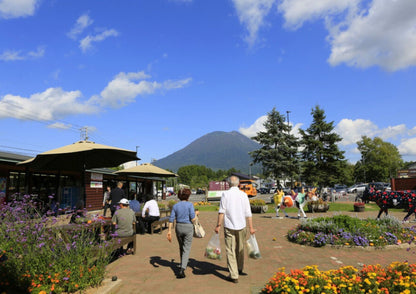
[105,177,256,283]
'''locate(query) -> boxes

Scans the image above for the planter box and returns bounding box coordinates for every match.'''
[354,205,365,212]
[307,203,330,213]
[251,205,268,213]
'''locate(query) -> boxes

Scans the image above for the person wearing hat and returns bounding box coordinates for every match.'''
[112,198,136,253]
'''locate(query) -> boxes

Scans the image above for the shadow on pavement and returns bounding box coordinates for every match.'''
[150,256,179,275]
[188,258,229,280]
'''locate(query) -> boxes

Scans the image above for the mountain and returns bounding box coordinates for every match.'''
[153,131,261,173]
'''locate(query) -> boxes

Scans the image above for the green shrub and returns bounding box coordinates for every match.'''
[288,215,412,247]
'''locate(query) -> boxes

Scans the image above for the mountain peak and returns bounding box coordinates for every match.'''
[154,131,260,172]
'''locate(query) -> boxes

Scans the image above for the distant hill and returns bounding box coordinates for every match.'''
[154,131,261,173]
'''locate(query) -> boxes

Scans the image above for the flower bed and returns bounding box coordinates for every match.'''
[250,199,268,213]
[353,202,365,212]
[261,262,416,293]
[307,200,330,213]
[0,195,115,294]
[288,215,416,247]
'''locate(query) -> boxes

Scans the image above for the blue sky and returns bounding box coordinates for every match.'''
[1,0,415,167]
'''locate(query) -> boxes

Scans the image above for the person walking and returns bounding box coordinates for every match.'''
[214,176,255,284]
[110,182,125,217]
[167,188,198,279]
[103,186,111,217]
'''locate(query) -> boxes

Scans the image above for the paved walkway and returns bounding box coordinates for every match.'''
[88,207,416,294]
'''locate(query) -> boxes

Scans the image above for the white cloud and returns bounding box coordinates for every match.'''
[79,29,119,52]
[0,88,98,121]
[232,0,275,46]
[328,0,416,71]
[230,0,416,70]
[335,119,410,145]
[239,115,267,138]
[68,13,93,40]
[97,71,192,108]
[47,122,72,130]
[239,115,302,139]
[378,124,407,140]
[398,138,416,156]
[0,0,39,19]
[0,46,44,61]
[0,50,24,61]
[276,0,416,71]
[278,0,357,29]
[335,118,378,145]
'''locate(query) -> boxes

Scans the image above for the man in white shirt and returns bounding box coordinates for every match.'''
[141,194,160,233]
[215,176,256,283]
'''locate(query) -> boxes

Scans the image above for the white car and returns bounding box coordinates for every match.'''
[351,184,367,194]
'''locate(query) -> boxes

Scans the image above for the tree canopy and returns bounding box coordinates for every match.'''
[176,165,240,188]
[249,108,299,187]
[354,136,403,182]
[299,106,347,187]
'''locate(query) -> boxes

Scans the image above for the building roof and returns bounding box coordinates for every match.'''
[0,151,32,164]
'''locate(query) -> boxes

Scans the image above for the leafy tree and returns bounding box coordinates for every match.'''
[299,106,347,187]
[249,108,299,187]
[354,136,403,182]
[176,165,240,188]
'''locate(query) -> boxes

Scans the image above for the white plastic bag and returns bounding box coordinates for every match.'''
[204,233,221,260]
[193,216,205,238]
[246,234,261,259]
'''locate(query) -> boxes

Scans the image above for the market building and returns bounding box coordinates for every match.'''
[0,151,167,213]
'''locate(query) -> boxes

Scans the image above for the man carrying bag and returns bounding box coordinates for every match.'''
[214,176,256,284]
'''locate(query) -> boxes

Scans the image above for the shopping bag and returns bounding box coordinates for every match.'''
[246,234,261,259]
[204,233,221,260]
[193,216,205,238]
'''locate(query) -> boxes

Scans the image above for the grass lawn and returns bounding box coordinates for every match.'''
[195,201,407,214]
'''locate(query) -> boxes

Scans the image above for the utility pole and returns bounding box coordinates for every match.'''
[286,110,292,188]
[80,127,89,141]
[136,146,140,166]
[286,110,291,126]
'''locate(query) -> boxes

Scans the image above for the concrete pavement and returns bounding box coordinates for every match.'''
[86,207,416,294]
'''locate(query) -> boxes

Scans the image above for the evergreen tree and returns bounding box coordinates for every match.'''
[299,106,347,187]
[354,136,403,182]
[249,108,299,187]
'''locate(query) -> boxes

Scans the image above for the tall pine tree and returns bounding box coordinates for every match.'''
[299,106,347,187]
[250,108,299,187]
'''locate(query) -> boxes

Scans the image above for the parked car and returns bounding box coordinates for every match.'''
[258,187,270,194]
[350,184,367,194]
[347,184,358,193]
[367,182,385,191]
[269,187,277,194]
[334,185,347,196]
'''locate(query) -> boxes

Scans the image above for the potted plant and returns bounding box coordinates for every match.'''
[307,198,330,213]
[250,199,268,213]
[353,201,365,212]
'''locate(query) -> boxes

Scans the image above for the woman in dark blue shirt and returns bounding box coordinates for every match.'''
[167,188,198,279]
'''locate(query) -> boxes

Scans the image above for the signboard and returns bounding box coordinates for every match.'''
[91,173,103,181]
[90,181,103,188]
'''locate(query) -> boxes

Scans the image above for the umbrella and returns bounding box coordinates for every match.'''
[115,163,178,178]
[18,140,139,171]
